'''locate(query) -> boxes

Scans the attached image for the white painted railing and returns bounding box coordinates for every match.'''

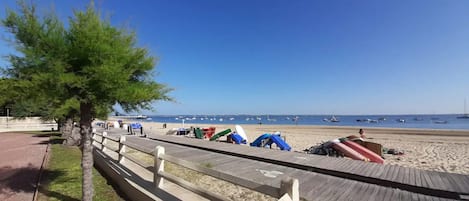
[92,130,299,201]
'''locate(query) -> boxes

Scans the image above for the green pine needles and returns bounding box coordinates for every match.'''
[1,1,172,200]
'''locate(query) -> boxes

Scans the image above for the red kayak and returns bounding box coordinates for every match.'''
[330,140,368,161]
[341,139,384,164]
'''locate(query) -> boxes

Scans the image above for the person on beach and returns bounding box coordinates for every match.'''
[359,128,366,138]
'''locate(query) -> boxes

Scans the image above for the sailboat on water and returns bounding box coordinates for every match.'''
[457,99,469,119]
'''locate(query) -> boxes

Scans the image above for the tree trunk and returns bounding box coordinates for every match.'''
[57,118,62,132]
[63,117,81,146]
[80,102,93,201]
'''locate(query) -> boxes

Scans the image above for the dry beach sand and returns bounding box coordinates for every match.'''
[138,121,469,175]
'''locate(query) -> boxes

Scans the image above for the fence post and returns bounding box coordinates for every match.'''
[154,146,165,188]
[118,135,126,163]
[279,177,299,201]
[102,132,108,151]
[92,129,96,142]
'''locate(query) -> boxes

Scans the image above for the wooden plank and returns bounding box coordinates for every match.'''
[308,177,340,201]
[141,132,469,199]
[160,154,281,198]
[402,166,411,185]
[321,157,349,170]
[382,165,397,180]
[398,189,413,201]
[360,162,381,178]
[421,170,436,190]
[331,180,355,201]
[167,149,203,159]
[177,151,223,162]
[427,171,447,191]
[408,167,418,186]
[410,190,420,201]
[361,162,380,178]
[444,172,468,193]
[364,184,382,201]
[351,161,372,176]
[390,165,402,182]
[419,169,431,190]
[434,172,455,192]
[329,158,354,172]
[326,179,356,201]
[414,167,422,187]
[356,183,372,201]
[381,164,394,181]
[389,189,401,201]
[378,184,394,201]
[395,165,407,184]
[447,174,469,193]
[348,160,369,175]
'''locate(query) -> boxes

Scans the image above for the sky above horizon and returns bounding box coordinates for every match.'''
[1,0,469,115]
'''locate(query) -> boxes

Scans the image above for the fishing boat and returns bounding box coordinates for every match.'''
[457,99,469,119]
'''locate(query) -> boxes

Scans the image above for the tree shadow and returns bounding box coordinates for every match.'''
[32,131,65,145]
[35,138,65,145]
[94,165,130,201]
[32,131,62,138]
[0,164,78,201]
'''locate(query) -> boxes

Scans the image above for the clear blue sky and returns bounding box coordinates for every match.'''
[1,0,469,115]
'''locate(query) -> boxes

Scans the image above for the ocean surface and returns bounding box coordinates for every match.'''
[131,114,469,130]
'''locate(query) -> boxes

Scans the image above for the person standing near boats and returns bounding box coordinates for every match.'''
[359,129,366,139]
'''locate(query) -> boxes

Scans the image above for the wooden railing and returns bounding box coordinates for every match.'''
[91,130,299,201]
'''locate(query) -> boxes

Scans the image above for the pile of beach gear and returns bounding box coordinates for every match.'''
[249,132,291,151]
[170,124,292,151]
[305,135,384,164]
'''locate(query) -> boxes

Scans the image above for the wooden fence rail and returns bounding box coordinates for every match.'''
[92,131,299,201]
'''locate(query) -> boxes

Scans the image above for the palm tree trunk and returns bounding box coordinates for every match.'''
[80,102,93,201]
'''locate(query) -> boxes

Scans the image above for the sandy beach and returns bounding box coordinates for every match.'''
[134,121,469,175]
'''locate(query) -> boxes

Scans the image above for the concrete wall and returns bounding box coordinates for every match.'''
[0,117,58,132]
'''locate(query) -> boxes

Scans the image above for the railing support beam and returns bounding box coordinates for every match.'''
[118,135,126,163]
[154,146,165,188]
[279,177,299,201]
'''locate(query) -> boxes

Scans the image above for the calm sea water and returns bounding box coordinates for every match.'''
[133,114,469,130]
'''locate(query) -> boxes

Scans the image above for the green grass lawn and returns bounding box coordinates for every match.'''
[35,133,125,201]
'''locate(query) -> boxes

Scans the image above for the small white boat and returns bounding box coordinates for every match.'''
[433,120,448,124]
[136,115,147,119]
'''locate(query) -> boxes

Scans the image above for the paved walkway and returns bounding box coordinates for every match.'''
[0,132,49,201]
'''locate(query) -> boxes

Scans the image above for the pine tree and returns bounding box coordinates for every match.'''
[1,1,172,200]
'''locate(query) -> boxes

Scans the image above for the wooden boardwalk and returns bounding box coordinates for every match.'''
[96,128,469,200]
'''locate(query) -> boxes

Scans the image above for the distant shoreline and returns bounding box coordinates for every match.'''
[108,114,469,131]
